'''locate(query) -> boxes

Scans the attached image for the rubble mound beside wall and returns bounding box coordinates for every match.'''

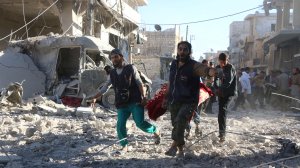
[0,48,46,99]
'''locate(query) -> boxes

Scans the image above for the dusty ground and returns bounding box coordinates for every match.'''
[0,95,299,168]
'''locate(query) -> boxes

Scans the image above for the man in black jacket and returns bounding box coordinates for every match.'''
[214,53,237,142]
[88,49,160,154]
[162,41,215,157]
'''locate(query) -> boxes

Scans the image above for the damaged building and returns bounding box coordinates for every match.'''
[0,0,148,108]
[132,27,181,80]
[228,12,277,69]
[264,0,300,72]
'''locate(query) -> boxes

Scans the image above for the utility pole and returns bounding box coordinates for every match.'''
[185,25,188,41]
[190,35,195,43]
[86,0,94,36]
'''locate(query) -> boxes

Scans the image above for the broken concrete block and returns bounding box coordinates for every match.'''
[227,140,237,148]
[37,105,57,113]
[95,120,105,130]
[76,107,93,118]
[88,115,96,121]
[25,127,37,137]
[105,122,113,128]
[3,118,13,125]
[35,120,47,132]
[27,95,45,105]
[22,114,35,122]
[0,49,46,99]
[9,128,20,137]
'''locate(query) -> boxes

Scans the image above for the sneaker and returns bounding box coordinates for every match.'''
[177,150,185,158]
[165,146,177,157]
[154,132,161,145]
[219,136,225,143]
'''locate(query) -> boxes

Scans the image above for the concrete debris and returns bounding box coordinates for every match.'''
[25,127,37,137]
[27,95,46,105]
[0,48,46,99]
[0,80,298,167]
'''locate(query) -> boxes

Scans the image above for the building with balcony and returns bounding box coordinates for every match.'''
[228,21,251,68]
[229,12,276,70]
[264,0,300,72]
[0,0,147,62]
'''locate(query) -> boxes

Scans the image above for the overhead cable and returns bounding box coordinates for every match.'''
[138,5,263,26]
[0,0,59,41]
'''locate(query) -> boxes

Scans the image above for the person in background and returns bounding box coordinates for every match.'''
[274,69,290,110]
[252,71,266,108]
[205,61,216,114]
[232,69,244,111]
[214,53,237,143]
[185,59,211,138]
[265,70,277,105]
[290,67,300,99]
[240,67,253,107]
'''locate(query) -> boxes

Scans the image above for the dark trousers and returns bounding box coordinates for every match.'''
[169,103,197,146]
[218,96,232,137]
[232,91,245,110]
[253,87,264,107]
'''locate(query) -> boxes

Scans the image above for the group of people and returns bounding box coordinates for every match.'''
[232,66,300,111]
[87,41,239,157]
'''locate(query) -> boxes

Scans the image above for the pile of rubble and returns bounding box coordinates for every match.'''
[0,89,299,168]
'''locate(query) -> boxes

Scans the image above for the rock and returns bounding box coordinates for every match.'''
[76,107,93,118]
[105,122,113,128]
[9,128,19,137]
[37,104,57,113]
[156,148,163,153]
[127,146,133,152]
[13,117,20,122]
[82,124,93,133]
[241,117,251,123]
[84,147,93,154]
[88,115,96,121]
[3,118,13,125]
[95,120,105,130]
[227,140,237,148]
[25,127,37,137]
[211,133,219,142]
[27,95,45,104]
[22,114,34,122]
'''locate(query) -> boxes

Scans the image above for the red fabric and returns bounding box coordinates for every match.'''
[198,82,214,106]
[147,82,214,121]
[146,84,168,121]
[61,96,82,107]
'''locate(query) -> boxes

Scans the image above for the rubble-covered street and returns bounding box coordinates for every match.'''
[0,0,300,167]
[0,87,299,168]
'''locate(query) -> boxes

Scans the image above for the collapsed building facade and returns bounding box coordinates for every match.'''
[0,0,148,108]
